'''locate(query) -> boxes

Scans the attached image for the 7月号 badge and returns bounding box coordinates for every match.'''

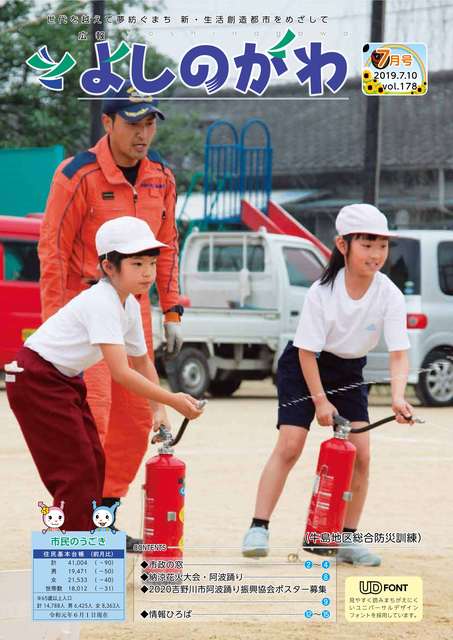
[362,43,428,96]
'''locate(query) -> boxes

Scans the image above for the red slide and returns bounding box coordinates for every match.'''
[241,199,331,259]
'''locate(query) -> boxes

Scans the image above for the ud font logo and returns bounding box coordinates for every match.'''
[359,580,409,594]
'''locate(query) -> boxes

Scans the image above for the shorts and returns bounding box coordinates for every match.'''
[276,341,369,429]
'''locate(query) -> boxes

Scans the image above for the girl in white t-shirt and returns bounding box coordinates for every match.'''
[242,204,414,566]
[5,217,203,532]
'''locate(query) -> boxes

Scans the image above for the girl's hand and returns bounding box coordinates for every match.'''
[392,398,414,424]
[171,393,204,420]
[315,398,338,427]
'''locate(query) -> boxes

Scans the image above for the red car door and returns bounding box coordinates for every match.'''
[0,217,42,367]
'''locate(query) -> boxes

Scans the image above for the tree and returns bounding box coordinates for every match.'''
[0,0,204,190]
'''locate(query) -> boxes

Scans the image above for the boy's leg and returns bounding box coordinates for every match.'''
[254,425,309,520]
[6,356,104,531]
[80,397,106,503]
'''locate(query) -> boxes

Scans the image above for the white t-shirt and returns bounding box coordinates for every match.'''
[26,279,147,376]
[293,268,410,358]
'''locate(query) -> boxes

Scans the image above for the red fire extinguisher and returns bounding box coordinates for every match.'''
[142,401,207,574]
[303,413,423,557]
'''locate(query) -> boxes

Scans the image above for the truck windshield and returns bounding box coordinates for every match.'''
[198,243,265,272]
[381,237,420,295]
[283,247,324,287]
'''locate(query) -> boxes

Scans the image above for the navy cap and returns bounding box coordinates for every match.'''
[102,81,165,122]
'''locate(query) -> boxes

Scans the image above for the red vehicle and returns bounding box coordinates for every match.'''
[0,215,42,368]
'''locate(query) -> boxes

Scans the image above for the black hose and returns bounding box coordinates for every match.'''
[350,415,398,433]
[334,413,413,434]
[170,418,190,446]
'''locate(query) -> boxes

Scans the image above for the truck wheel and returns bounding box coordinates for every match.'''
[415,349,453,406]
[208,375,242,397]
[165,347,210,398]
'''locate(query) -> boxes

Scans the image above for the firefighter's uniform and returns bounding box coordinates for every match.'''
[38,133,180,497]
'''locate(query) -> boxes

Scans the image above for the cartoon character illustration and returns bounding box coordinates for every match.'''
[38,501,65,534]
[91,500,120,534]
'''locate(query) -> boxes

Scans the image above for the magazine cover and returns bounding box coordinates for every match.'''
[1,1,452,638]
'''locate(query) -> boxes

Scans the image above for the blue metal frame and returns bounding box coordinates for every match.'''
[239,119,272,216]
[203,118,272,224]
[204,120,241,223]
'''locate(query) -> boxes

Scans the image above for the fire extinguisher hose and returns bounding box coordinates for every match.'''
[170,417,190,445]
[336,413,424,434]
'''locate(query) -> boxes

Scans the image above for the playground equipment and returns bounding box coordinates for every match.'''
[192,118,330,258]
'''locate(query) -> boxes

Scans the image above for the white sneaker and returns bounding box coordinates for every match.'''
[242,526,269,558]
[336,543,381,566]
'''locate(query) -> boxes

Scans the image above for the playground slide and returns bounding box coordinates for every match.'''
[241,199,284,234]
[241,199,332,259]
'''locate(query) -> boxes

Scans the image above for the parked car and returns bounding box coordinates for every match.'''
[364,229,453,406]
[0,216,41,367]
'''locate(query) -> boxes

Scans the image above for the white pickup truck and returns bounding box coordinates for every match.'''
[152,228,327,396]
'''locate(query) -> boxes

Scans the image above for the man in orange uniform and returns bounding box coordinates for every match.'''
[38,82,184,550]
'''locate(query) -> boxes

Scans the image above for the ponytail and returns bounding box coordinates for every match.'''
[319,245,347,287]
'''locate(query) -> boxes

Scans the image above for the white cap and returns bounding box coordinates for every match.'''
[95,216,167,256]
[335,204,397,237]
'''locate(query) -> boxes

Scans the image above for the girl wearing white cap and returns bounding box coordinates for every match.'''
[242,204,413,566]
[5,216,204,532]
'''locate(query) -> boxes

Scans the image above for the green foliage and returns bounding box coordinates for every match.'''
[154,107,204,191]
[0,0,204,190]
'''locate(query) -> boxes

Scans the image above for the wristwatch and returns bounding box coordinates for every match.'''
[164,304,185,317]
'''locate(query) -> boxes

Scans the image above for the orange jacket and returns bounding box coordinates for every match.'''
[39,134,179,321]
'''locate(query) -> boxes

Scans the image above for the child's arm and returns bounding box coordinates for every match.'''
[100,344,203,420]
[298,349,338,426]
[389,350,414,423]
[130,353,171,431]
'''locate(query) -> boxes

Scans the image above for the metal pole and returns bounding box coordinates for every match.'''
[438,167,445,210]
[363,0,385,205]
[90,0,105,145]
